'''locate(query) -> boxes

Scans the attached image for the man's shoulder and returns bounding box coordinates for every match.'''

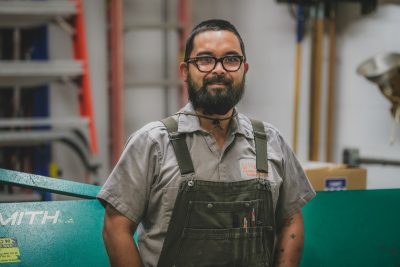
[126,120,170,143]
[237,113,282,137]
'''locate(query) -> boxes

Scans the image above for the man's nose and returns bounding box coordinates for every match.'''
[212,60,226,74]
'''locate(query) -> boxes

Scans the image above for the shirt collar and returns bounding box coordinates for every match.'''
[176,103,202,133]
[175,103,249,138]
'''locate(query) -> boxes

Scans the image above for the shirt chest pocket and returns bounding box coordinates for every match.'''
[239,158,270,180]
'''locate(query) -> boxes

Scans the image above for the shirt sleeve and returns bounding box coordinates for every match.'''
[97,125,161,224]
[275,133,316,224]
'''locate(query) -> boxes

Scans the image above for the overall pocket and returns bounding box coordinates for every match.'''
[174,226,273,267]
[173,199,273,267]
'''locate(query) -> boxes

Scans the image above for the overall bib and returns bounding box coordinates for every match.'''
[157,117,275,267]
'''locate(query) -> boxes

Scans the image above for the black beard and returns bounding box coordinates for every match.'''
[187,73,245,115]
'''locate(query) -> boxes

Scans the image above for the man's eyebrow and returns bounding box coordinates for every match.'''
[224,51,241,56]
[195,51,242,57]
[195,52,213,57]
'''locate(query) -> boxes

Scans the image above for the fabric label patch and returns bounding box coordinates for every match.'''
[239,159,267,179]
[324,177,347,191]
[0,237,21,263]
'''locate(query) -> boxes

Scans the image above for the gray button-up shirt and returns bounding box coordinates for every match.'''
[97,103,315,267]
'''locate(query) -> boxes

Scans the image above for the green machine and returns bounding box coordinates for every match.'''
[301,188,400,266]
[0,168,109,266]
[1,168,400,266]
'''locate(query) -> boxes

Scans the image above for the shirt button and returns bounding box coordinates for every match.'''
[245,202,250,207]
[207,203,213,209]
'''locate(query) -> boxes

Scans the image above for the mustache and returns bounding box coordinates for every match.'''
[203,75,232,86]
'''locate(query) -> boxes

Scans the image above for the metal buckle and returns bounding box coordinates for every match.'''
[183,173,195,187]
[168,131,183,141]
[253,130,267,140]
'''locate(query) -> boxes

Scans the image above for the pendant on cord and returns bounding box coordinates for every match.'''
[212,119,220,127]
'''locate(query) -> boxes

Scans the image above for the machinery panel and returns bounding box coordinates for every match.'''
[302,189,400,266]
[0,200,109,266]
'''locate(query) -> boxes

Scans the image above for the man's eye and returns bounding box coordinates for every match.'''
[197,57,214,64]
[225,56,240,64]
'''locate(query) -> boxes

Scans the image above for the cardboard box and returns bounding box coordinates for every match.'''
[304,163,367,191]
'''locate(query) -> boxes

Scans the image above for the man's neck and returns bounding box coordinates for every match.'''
[196,109,234,149]
[196,109,234,133]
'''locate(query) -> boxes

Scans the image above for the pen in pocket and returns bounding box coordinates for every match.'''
[251,207,256,227]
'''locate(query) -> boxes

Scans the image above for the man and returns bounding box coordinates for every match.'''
[98,19,315,267]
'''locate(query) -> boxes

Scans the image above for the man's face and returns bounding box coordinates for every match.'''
[180,30,249,115]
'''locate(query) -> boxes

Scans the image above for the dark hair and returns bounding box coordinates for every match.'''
[184,19,246,61]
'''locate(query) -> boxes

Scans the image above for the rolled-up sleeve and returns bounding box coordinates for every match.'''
[97,124,161,224]
[275,133,316,224]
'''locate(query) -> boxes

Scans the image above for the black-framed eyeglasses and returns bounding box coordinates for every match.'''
[185,55,245,73]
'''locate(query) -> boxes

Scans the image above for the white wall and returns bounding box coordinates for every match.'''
[335,3,400,188]
[123,0,179,134]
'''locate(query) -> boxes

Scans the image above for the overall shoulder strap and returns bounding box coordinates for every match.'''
[161,116,195,175]
[250,119,269,173]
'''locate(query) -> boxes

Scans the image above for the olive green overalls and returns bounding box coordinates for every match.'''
[157,117,275,267]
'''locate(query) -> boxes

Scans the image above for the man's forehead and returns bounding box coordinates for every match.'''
[192,30,242,53]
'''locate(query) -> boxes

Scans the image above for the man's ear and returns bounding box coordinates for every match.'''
[244,62,249,73]
[179,62,189,81]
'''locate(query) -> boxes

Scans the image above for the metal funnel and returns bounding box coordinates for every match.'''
[357,52,400,117]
